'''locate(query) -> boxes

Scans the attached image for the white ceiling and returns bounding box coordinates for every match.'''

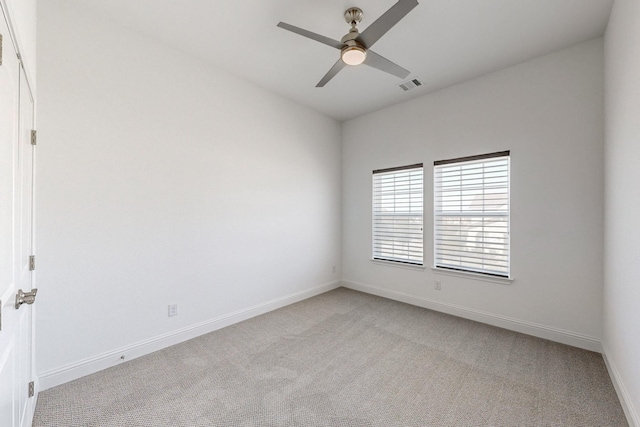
[68,0,613,121]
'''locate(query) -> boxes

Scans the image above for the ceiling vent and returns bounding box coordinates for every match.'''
[399,77,423,92]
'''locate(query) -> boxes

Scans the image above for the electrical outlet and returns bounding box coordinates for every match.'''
[434,280,441,290]
[168,304,178,317]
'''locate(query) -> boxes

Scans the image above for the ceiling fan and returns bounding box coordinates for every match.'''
[277,0,419,87]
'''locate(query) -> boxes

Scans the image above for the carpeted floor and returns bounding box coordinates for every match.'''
[33,288,627,426]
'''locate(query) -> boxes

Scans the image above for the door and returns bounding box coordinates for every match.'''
[0,6,37,427]
[15,57,36,427]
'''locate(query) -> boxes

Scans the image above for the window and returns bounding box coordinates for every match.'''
[372,164,424,266]
[434,151,510,277]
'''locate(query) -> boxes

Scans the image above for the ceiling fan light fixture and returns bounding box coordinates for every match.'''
[341,46,367,66]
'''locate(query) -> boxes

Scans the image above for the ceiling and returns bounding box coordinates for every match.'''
[68,0,613,121]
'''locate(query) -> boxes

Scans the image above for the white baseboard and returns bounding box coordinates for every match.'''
[342,279,602,353]
[603,347,639,427]
[38,281,341,391]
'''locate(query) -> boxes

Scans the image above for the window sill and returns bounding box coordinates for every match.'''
[431,267,513,285]
[371,259,426,271]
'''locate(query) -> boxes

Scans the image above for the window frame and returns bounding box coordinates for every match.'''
[433,151,510,278]
[372,163,424,267]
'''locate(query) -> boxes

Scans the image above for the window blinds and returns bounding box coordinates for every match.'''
[434,152,510,277]
[373,164,424,265]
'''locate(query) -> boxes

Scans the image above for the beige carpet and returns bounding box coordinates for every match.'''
[33,288,627,426]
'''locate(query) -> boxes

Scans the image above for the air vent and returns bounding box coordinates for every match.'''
[399,77,423,92]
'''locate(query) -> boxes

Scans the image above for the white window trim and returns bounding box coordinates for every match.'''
[431,266,513,285]
[371,258,426,271]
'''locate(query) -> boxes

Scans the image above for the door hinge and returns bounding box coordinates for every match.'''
[28,381,35,398]
[29,255,35,271]
[15,288,37,309]
[0,33,3,66]
[31,130,37,146]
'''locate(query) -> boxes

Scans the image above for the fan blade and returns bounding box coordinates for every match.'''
[277,22,344,50]
[356,0,419,49]
[316,59,347,87]
[364,50,410,79]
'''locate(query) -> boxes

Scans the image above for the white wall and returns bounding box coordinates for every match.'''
[36,0,341,387]
[342,39,605,351]
[604,0,640,424]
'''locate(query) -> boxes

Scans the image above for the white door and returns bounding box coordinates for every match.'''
[0,6,37,427]
[15,59,36,427]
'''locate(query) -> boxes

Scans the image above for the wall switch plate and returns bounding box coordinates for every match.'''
[168,304,178,317]
[434,281,441,290]
[332,265,336,273]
